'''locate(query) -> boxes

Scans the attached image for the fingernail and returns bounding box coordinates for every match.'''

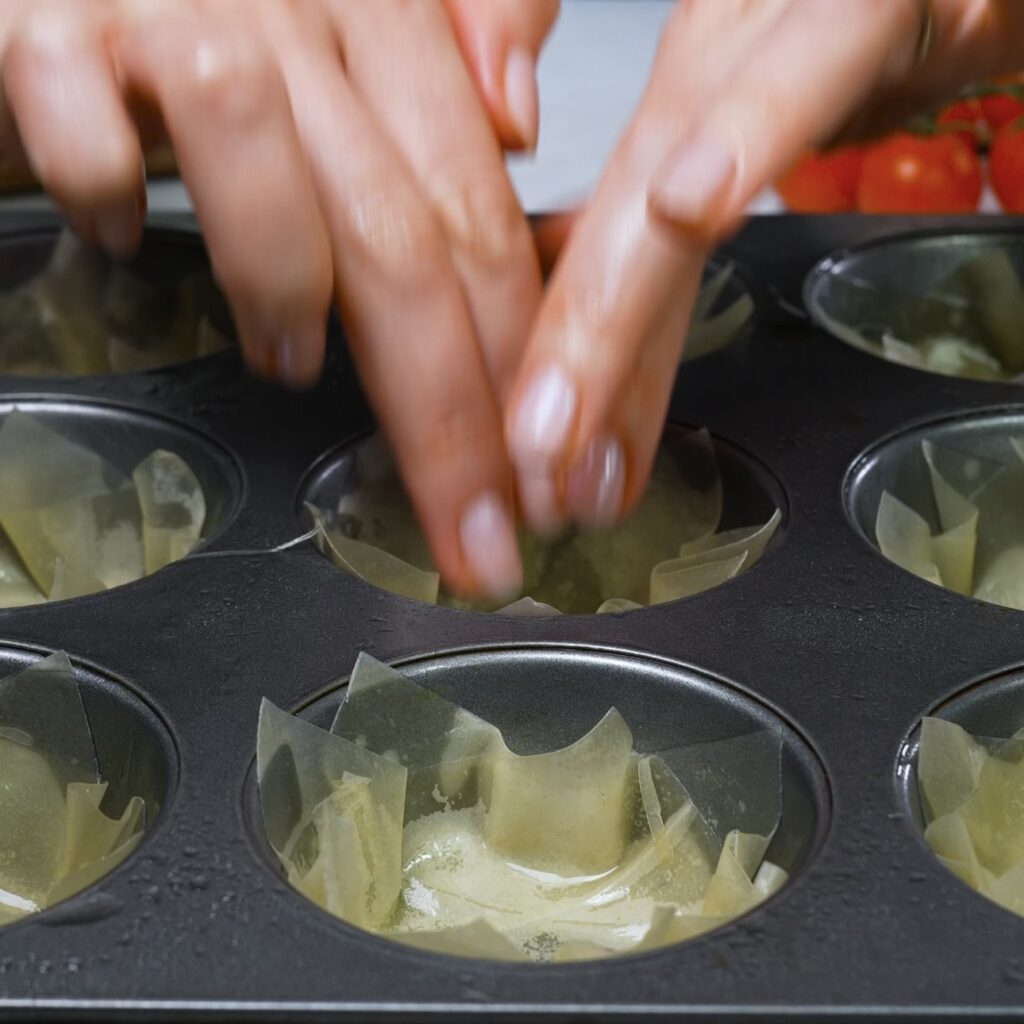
[649,138,736,226]
[459,491,523,601]
[275,337,304,389]
[566,434,626,529]
[276,326,324,390]
[504,46,539,151]
[96,203,142,259]
[508,364,577,468]
[517,469,565,539]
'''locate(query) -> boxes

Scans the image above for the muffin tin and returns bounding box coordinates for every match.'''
[3,211,1024,1019]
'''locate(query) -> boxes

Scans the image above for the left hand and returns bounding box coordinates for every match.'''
[0,0,559,601]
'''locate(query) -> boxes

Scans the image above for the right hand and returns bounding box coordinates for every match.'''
[0,0,559,600]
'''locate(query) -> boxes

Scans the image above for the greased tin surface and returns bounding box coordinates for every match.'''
[1,212,1022,1021]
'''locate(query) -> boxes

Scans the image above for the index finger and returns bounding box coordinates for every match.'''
[255,2,522,600]
[112,5,334,387]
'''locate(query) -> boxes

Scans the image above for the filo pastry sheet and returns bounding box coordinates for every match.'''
[683,262,754,364]
[0,653,147,926]
[0,230,230,377]
[0,411,207,606]
[310,429,779,615]
[918,716,1024,916]
[257,654,788,963]
[875,435,1024,611]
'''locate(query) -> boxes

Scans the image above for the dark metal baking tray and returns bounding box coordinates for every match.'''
[1,211,1024,1021]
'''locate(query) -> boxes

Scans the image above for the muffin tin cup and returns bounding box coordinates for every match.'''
[0,394,244,556]
[5,212,1024,1018]
[298,421,788,615]
[0,224,235,379]
[805,228,1024,383]
[897,667,1024,830]
[844,404,1024,609]
[244,643,830,957]
[896,668,1024,942]
[0,641,176,932]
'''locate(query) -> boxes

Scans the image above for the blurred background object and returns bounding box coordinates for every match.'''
[775,74,1024,215]
[2,2,1019,218]
[0,1,673,217]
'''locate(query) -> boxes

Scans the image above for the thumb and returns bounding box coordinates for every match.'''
[444,0,559,152]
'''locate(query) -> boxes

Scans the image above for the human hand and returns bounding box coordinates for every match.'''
[0,0,558,600]
[504,0,1024,536]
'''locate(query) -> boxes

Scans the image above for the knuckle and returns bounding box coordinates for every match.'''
[3,14,74,106]
[566,284,630,359]
[345,183,448,288]
[7,8,79,62]
[434,177,527,268]
[179,29,281,126]
[624,108,682,167]
[3,34,139,207]
[614,114,685,192]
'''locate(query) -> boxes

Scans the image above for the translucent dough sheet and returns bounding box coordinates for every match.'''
[0,230,231,377]
[132,450,207,575]
[918,717,1024,917]
[872,433,1024,610]
[0,653,147,925]
[806,235,1024,382]
[257,654,786,963]
[0,411,208,605]
[684,261,756,363]
[310,429,780,614]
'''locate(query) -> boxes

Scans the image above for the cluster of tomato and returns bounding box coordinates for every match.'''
[775,79,1024,214]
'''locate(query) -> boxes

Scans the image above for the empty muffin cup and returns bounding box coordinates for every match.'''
[299,424,785,615]
[0,645,176,926]
[846,407,1024,612]
[0,226,233,377]
[249,645,828,963]
[0,398,241,607]
[806,230,1024,382]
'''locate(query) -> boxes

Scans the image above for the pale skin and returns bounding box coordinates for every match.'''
[1,0,1022,600]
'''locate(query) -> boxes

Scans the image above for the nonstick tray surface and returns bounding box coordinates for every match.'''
[1,211,1023,1022]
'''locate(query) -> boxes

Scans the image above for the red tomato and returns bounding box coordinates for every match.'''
[979,92,1024,132]
[936,98,987,149]
[989,119,1024,212]
[775,146,864,212]
[857,133,982,214]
